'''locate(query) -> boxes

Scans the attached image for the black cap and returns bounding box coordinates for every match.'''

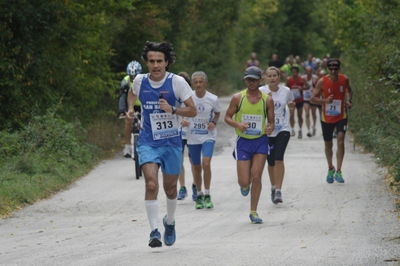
[244,66,262,80]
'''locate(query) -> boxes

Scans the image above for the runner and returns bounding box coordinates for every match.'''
[224,66,274,224]
[286,66,309,138]
[311,58,352,183]
[260,67,294,204]
[127,41,196,248]
[246,52,260,68]
[119,61,142,157]
[302,66,319,137]
[186,71,221,209]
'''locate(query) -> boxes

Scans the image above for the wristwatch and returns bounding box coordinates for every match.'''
[171,106,177,114]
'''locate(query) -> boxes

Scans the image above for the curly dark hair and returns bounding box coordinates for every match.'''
[141,41,176,70]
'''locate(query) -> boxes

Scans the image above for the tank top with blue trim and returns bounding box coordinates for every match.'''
[138,73,181,147]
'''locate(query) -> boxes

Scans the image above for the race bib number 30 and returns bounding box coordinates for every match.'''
[150,113,179,140]
[325,100,342,116]
[242,114,262,136]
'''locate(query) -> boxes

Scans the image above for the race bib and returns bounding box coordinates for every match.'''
[292,89,301,99]
[150,113,179,140]
[242,114,262,136]
[191,118,209,135]
[325,100,342,116]
[275,116,283,131]
[303,90,312,100]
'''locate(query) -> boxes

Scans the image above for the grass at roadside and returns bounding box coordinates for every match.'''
[0,112,122,217]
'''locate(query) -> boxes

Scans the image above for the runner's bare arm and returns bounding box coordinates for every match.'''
[265,96,275,135]
[302,77,309,90]
[127,89,137,118]
[224,94,248,132]
[159,97,197,117]
[311,78,333,104]
[345,78,353,109]
[208,112,220,130]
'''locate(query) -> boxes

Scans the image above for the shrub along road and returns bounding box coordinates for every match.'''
[0,97,399,265]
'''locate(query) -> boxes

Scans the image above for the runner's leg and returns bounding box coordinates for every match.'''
[250,154,267,212]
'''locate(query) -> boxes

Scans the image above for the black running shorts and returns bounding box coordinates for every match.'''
[267,131,291,166]
[321,119,347,141]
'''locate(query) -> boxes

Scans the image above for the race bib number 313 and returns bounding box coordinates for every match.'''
[150,113,179,140]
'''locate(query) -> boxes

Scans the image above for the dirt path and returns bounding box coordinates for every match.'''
[0,97,399,266]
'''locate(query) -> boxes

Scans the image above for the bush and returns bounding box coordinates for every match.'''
[0,112,99,216]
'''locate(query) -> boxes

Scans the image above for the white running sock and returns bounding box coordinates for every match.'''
[271,185,276,191]
[275,188,281,192]
[166,198,177,225]
[204,189,210,195]
[145,200,159,231]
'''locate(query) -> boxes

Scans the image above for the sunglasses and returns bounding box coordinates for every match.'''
[328,65,340,70]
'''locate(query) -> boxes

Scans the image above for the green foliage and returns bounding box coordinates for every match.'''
[0,112,98,215]
[320,0,400,182]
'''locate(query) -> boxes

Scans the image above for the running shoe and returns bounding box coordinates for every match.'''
[195,195,204,209]
[334,171,345,183]
[249,211,263,224]
[271,187,276,203]
[307,131,312,137]
[291,129,295,137]
[298,130,303,139]
[192,184,197,201]
[273,190,283,204]
[240,186,250,197]
[177,186,187,200]
[204,195,214,209]
[326,168,335,184]
[148,229,162,248]
[163,216,176,246]
[123,144,131,158]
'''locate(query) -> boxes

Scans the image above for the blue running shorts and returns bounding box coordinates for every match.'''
[233,135,269,161]
[188,140,215,165]
[138,145,182,175]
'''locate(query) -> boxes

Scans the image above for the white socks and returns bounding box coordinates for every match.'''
[204,189,210,195]
[166,198,177,225]
[145,200,159,231]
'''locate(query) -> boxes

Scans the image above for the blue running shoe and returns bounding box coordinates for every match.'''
[192,184,197,201]
[326,168,335,184]
[249,212,263,224]
[177,186,187,200]
[148,229,162,248]
[240,186,250,197]
[163,216,176,246]
[334,171,345,183]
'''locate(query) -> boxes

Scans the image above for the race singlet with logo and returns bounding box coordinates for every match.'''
[138,73,181,146]
[234,89,268,139]
[321,74,348,123]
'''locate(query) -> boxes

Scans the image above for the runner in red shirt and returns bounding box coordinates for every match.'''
[311,58,353,183]
[286,65,308,138]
